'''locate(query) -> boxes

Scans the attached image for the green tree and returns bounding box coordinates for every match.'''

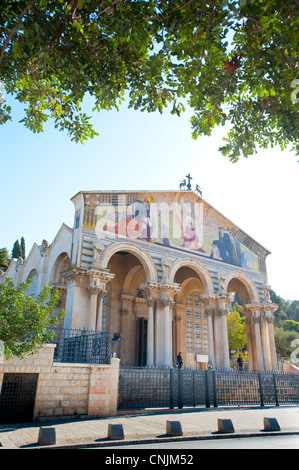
[11,239,22,259]
[270,289,288,327]
[0,1,298,160]
[0,278,64,359]
[20,237,26,260]
[227,305,247,353]
[0,248,10,272]
[285,319,299,335]
[274,326,299,358]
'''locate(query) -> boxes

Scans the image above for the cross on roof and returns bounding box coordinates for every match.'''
[186,174,192,190]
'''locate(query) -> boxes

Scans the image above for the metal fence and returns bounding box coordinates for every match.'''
[48,327,112,365]
[118,367,299,411]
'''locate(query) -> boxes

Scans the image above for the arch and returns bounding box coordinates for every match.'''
[168,258,214,295]
[123,264,146,296]
[175,277,203,304]
[100,242,158,283]
[26,269,38,299]
[224,271,260,303]
[50,252,71,286]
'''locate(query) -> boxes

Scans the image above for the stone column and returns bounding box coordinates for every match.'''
[220,307,230,369]
[159,281,180,367]
[244,311,254,371]
[88,286,100,330]
[96,290,106,331]
[63,267,86,329]
[161,299,173,367]
[260,309,272,371]
[201,295,217,368]
[265,306,278,371]
[139,282,160,366]
[87,268,115,331]
[215,295,231,369]
[119,294,135,364]
[252,310,264,371]
[245,305,265,371]
[206,308,215,367]
[146,298,156,367]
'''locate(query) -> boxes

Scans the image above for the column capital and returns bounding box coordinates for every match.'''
[200,294,217,304]
[245,303,263,313]
[262,303,278,313]
[217,307,229,317]
[87,285,100,295]
[161,298,175,308]
[158,281,181,295]
[87,267,115,283]
[146,298,156,308]
[62,267,86,283]
[216,293,234,305]
[87,267,114,294]
[265,310,274,324]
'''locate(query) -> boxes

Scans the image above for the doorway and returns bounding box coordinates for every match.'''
[137,317,148,367]
[0,373,39,424]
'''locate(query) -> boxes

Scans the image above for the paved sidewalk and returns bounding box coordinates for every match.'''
[0,406,299,449]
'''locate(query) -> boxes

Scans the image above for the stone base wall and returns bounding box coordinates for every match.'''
[0,345,120,421]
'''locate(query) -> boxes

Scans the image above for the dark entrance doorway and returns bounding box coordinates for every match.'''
[0,373,39,424]
[137,317,147,367]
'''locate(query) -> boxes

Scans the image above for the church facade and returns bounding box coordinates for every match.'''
[1,188,278,371]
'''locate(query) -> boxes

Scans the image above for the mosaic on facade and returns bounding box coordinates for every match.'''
[81,191,265,274]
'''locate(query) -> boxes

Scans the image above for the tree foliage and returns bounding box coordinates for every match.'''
[227,305,247,352]
[274,326,299,358]
[0,278,64,359]
[0,0,298,160]
[0,248,10,272]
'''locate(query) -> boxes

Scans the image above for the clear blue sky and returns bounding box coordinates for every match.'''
[0,91,298,300]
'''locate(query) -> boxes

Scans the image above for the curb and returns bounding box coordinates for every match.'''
[16,430,299,450]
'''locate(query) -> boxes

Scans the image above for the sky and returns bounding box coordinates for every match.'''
[0,91,298,301]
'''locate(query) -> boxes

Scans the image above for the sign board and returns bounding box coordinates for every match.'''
[196,354,208,363]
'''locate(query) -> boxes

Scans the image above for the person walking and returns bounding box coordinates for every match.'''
[237,353,243,372]
[177,352,183,369]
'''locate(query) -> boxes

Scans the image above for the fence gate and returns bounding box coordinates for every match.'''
[118,368,299,411]
[0,373,39,424]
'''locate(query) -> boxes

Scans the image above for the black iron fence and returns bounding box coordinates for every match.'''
[48,327,112,365]
[118,367,299,411]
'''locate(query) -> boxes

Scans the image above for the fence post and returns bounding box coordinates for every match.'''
[178,369,184,409]
[273,373,279,407]
[213,370,218,408]
[258,373,265,407]
[169,368,175,410]
[205,370,210,408]
[193,371,196,407]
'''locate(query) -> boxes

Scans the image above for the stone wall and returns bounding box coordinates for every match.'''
[0,345,120,421]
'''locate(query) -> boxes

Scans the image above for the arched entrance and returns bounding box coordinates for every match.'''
[224,271,277,371]
[50,252,71,327]
[105,250,149,366]
[173,266,208,369]
[171,261,214,369]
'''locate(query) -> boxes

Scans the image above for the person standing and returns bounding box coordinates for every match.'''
[177,352,183,369]
[237,354,243,372]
